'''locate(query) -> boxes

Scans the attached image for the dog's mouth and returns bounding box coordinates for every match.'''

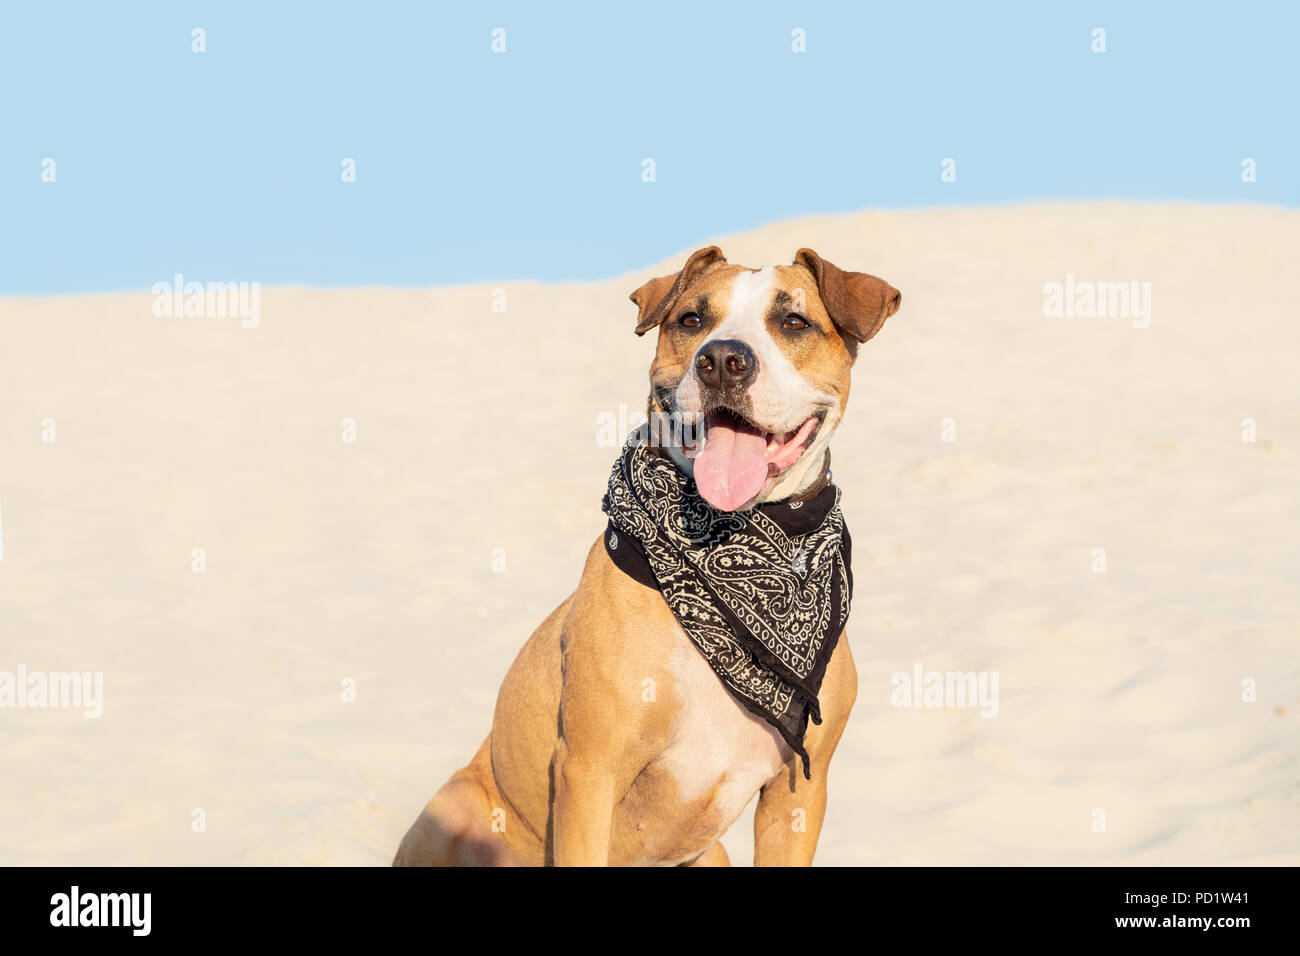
[689,407,824,512]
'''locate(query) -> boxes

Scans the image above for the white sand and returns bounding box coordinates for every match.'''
[0,203,1296,865]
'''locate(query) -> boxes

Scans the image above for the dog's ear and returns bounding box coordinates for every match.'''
[793,248,901,344]
[629,246,727,336]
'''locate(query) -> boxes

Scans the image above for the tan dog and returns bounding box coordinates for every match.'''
[394,247,900,866]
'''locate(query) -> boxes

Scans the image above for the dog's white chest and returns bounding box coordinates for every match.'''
[658,631,790,826]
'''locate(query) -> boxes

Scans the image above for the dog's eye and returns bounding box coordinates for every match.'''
[679,313,702,329]
[783,314,810,330]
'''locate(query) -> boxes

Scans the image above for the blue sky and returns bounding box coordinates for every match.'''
[1,1,1295,294]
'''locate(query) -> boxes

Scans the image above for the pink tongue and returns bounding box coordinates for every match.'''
[693,413,769,511]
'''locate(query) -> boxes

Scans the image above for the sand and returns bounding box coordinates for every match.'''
[0,202,1296,865]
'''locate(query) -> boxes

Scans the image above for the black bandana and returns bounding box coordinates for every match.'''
[600,428,853,778]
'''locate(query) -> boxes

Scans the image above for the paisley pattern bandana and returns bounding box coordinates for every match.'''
[601,428,853,778]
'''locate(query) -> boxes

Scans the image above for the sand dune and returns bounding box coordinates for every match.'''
[0,203,1296,864]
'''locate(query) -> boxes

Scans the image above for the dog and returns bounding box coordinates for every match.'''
[393,246,901,866]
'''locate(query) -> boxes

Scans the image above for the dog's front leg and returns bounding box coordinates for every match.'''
[753,759,832,866]
[551,736,623,867]
[551,696,654,865]
[753,632,857,866]
[550,627,658,867]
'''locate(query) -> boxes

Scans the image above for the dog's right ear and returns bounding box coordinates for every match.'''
[629,246,726,336]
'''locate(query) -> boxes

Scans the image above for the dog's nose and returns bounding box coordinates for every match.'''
[695,339,758,389]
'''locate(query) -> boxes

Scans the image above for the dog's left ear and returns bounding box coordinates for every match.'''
[794,248,901,344]
[629,246,727,336]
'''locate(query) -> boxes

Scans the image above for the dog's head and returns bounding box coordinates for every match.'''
[630,246,901,511]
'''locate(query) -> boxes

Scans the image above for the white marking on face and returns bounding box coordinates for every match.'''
[722,266,776,330]
[667,266,844,504]
[714,267,830,432]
